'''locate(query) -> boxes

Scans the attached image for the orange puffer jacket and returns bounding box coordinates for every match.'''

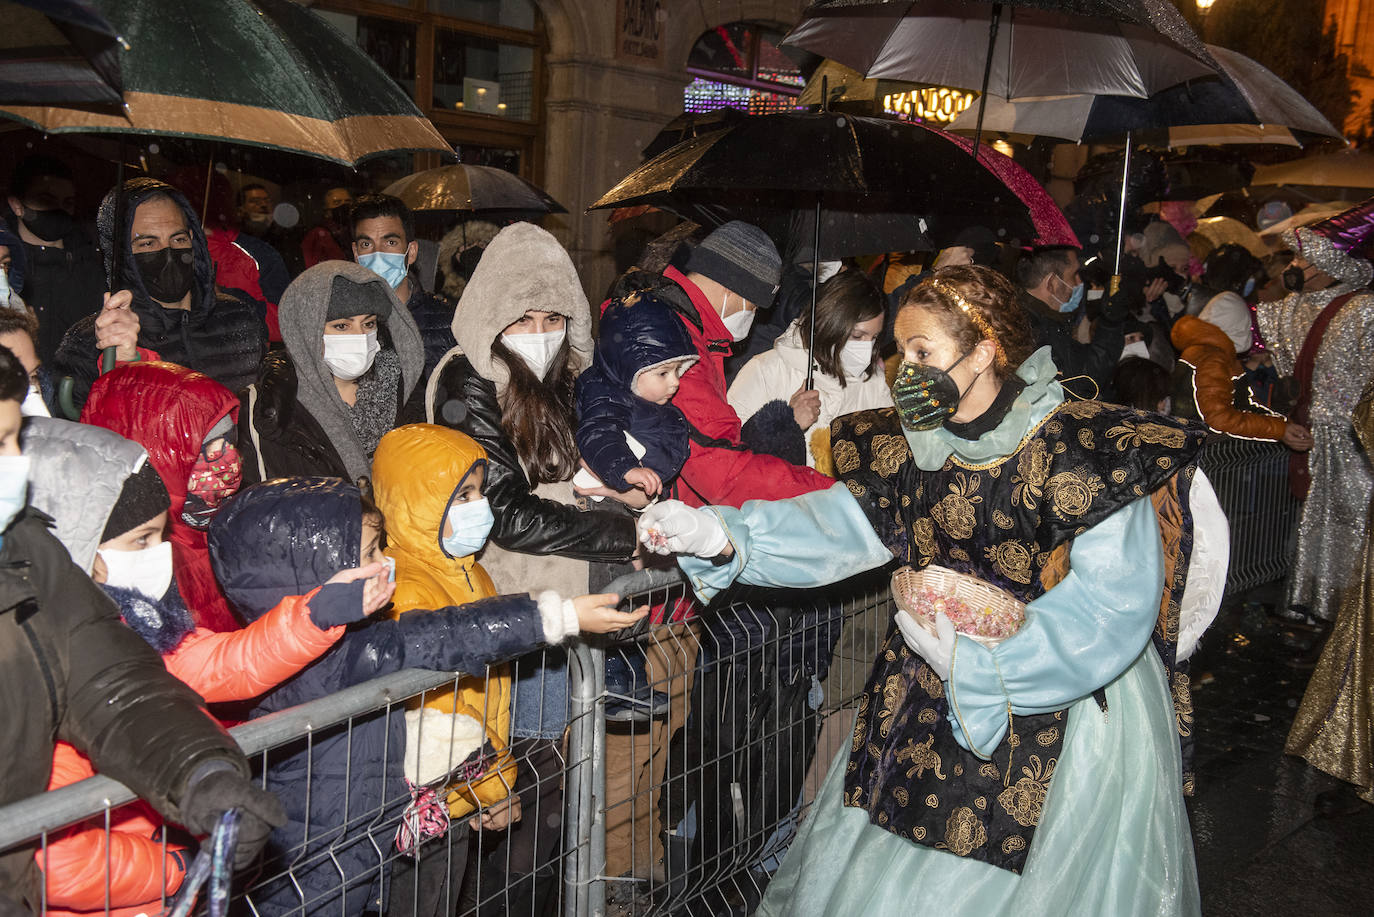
[40,589,342,917]
[1170,315,1287,441]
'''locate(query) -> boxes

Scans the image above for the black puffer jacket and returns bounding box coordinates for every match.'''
[50,179,268,411]
[0,510,246,912]
[238,350,351,485]
[430,354,637,561]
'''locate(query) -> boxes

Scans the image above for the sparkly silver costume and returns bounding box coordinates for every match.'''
[1257,228,1374,621]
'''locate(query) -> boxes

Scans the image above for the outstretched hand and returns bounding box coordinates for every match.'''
[637,501,730,558]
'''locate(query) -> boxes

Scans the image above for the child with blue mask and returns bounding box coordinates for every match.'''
[371,423,646,914]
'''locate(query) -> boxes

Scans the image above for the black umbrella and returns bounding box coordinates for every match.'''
[0,0,125,106]
[641,108,750,159]
[591,109,1038,386]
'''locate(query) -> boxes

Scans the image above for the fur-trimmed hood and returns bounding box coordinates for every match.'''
[437,219,501,300]
[445,222,593,389]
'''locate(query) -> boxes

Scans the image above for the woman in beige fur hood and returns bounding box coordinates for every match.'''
[425,221,641,910]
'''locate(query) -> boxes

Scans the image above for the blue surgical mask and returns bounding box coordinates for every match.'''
[1057,279,1084,313]
[0,454,31,533]
[358,251,408,289]
[441,497,495,558]
[1242,277,1256,298]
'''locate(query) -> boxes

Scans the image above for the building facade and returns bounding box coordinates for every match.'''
[310,0,809,300]
[1326,0,1374,134]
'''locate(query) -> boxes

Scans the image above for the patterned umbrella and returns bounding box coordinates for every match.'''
[0,0,448,166]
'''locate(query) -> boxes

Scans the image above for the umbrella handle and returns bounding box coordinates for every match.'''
[100,346,116,375]
[805,195,822,391]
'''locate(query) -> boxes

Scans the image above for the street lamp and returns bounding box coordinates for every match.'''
[1195,0,1216,39]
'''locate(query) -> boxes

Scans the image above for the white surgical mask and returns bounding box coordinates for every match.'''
[840,339,876,378]
[20,386,49,417]
[1086,288,1105,302]
[0,454,29,532]
[98,541,173,601]
[441,497,495,557]
[322,330,379,381]
[720,295,756,342]
[502,329,565,381]
[1120,340,1151,362]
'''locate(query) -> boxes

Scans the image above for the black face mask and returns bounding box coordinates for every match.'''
[1281,265,1306,293]
[134,246,195,303]
[325,204,350,225]
[891,350,975,432]
[20,206,75,243]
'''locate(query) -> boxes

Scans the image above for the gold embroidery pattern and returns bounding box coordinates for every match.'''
[953,763,964,777]
[1002,836,1027,854]
[1078,427,1096,450]
[1172,670,1194,738]
[974,796,987,810]
[893,787,910,807]
[917,708,937,724]
[833,438,860,474]
[986,540,1032,584]
[949,546,971,562]
[853,420,872,436]
[1057,400,1105,419]
[932,473,982,539]
[871,434,908,477]
[895,735,947,780]
[992,509,1015,530]
[913,826,927,840]
[978,762,1001,781]
[851,694,869,752]
[943,807,988,856]
[925,794,940,808]
[996,755,1056,827]
[1012,439,1051,508]
[1107,420,1187,450]
[845,480,867,499]
[913,517,937,559]
[879,674,906,739]
[1044,468,1104,519]
[1035,727,1060,747]
[1111,468,1128,484]
[917,663,945,699]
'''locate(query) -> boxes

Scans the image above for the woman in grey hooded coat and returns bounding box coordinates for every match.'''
[239,260,425,485]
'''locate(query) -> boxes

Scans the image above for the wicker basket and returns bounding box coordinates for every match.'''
[891,564,1026,649]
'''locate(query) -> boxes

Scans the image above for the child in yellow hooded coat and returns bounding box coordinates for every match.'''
[374,423,518,822]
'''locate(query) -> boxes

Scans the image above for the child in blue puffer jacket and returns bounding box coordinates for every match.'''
[575,293,698,497]
[207,476,644,917]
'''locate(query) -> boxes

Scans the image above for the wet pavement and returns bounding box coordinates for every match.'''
[1188,582,1374,915]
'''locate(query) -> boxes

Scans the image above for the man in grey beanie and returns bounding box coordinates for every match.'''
[580,220,831,509]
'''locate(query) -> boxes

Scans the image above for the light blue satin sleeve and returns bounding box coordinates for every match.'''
[678,483,894,602]
[945,497,1164,758]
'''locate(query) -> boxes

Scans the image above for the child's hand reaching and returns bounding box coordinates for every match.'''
[309,562,395,628]
[574,592,650,633]
[623,466,662,497]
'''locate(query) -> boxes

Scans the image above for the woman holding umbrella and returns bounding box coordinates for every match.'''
[640,265,1207,916]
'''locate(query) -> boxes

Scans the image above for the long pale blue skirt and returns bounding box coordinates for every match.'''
[755,647,1201,917]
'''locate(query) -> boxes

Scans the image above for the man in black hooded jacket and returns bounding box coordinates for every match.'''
[49,178,268,412]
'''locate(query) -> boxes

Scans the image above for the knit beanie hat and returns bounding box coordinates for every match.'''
[102,460,171,542]
[327,273,393,321]
[684,221,782,306]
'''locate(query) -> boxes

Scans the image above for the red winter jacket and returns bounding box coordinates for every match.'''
[657,266,831,508]
[81,363,243,632]
[206,228,281,342]
[41,589,343,917]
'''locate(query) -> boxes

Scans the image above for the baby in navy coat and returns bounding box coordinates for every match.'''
[575,294,698,496]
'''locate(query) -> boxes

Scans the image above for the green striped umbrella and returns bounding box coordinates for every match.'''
[0,0,449,166]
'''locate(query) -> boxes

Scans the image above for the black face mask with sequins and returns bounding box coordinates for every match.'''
[892,350,974,431]
[1282,265,1306,293]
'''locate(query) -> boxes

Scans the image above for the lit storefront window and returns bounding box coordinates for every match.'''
[684,22,806,115]
[882,87,977,125]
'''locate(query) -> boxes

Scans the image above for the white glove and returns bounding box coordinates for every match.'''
[638,500,730,558]
[895,610,957,682]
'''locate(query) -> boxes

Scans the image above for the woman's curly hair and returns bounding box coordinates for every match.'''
[900,264,1036,380]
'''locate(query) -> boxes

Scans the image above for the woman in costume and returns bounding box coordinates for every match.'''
[640,265,1212,916]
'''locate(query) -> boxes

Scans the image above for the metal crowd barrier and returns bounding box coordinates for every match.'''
[0,568,893,917]
[1198,435,1301,596]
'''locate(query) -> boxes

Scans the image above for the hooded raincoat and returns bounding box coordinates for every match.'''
[240,261,425,486]
[373,424,516,819]
[50,178,267,411]
[80,362,242,633]
[209,477,569,916]
[21,417,348,917]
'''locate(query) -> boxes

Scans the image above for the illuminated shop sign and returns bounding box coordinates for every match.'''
[883,87,976,123]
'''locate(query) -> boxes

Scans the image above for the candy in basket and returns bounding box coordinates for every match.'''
[890,564,1026,650]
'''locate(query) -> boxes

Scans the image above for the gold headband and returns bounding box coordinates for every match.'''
[927,278,1007,370]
